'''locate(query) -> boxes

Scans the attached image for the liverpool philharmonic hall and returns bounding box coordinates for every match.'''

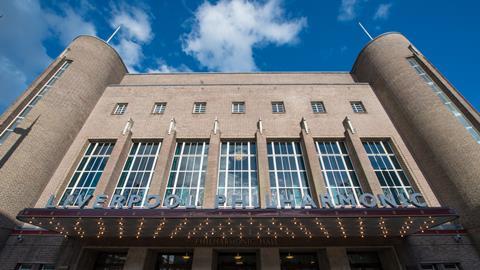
[0,32,479,270]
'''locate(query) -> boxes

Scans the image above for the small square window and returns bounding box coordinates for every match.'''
[232,102,245,113]
[193,102,206,113]
[152,102,167,114]
[351,101,366,113]
[311,101,326,113]
[113,103,128,115]
[272,101,285,113]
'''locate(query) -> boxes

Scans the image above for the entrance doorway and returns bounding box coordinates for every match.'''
[348,252,383,270]
[280,252,319,270]
[216,252,257,270]
[93,252,127,270]
[155,252,193,270]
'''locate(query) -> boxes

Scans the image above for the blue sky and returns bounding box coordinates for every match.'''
[1,0,479,114]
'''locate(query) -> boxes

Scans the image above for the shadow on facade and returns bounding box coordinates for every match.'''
[0,117,38,169]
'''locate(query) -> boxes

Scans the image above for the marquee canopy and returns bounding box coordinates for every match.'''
[17,207,457,240]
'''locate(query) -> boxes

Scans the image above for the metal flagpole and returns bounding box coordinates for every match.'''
[106,26,121,44]
[358,22,373,41]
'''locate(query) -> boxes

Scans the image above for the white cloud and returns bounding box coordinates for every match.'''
[0,1,52,112]
[182,0,307,72]
[111,8,153,43]
[109,6,154,73]
[114,39,144,73]
[46,8,97,46]
[147,59,192,73]
[338,0,359,21]
[373,3,392,20]
[0,1,97,113]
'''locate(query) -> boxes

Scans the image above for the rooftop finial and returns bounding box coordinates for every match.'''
[358,22,373,41]
[106,26,121,44]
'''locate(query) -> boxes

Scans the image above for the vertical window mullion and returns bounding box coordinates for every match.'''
[225,142,230,205]
[195,142,206,206]
[381,141,410,195]
[247,142,252,207]
[72,143,98,197]
[171,142,184,196]
[338,141,360,204]
[270,142,281,207]
[140,142,161,205]
[292,142,304,202]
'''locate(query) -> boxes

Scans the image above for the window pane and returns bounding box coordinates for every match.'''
[166,142,208,206]
[351,101,366,113]
[407,57,480,144]
[272,102,285,113]
[193,102,206,113]
[267,141,311,207]
[311,101,326,113]
[363,140,417,205]
[113,142,161,206]
[153,102,167,114]
[232,102,245,113]
[113,103,128,115]
[60,142,115,206]
[217,141,258,207]
[316,141,363,206]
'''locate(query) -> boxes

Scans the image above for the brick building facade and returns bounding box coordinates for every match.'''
[0,33,479,269]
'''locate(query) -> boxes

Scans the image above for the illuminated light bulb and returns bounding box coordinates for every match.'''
[285,253,294,260]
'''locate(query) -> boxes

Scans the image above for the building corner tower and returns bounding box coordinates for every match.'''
[0,36,127,249]
[352,32,480,248]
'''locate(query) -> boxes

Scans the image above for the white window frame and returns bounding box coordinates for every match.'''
[193,102,206,114]
[364,141,416,204]
[113,141,161,206]
[267,141,311,208]
[271,101,285,113]
[408,57,480,144]
[351,101,366,113]
[0,60,71,145]
[315,141,363,206]
[113,103,128,115]
[231,102,245,113]
[165,141,209,206]
[311,101,326,113]
[152,102,167,114]
[217,141,258,208]
[59,142,115,206]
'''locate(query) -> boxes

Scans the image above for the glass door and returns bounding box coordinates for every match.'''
[280,252,320,270]
[156,252,193,270]
[93,252,127,270]
[348,252,383,270]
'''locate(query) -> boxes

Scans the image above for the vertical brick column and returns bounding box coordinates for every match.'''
[203,132,220,208]
[151,131,177,200]
[343,117,383,195]
[326,247,350,270]
[92,130,133,203]
[192,248,213,269]
[260,248,281,270]
[300,129,327,204]
[123,248,148,270]
[256,131,270,208]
